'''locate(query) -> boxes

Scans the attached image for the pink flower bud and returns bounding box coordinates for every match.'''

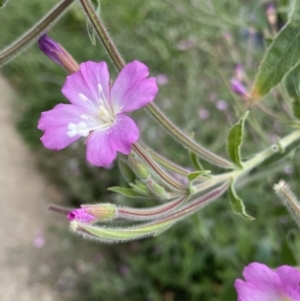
[38,33,79,73]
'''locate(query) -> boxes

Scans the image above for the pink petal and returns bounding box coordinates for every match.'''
[234,279,281,301]
[110,114,139,154]
[38,104,96,150]
[86,128,117,167]
[62,61,110,111]
[243,263,281,288]
[276,266,300,299]
[111,60,158,114]
[40,125,79,150]
[38,103,97,130]
[67,208,95,223]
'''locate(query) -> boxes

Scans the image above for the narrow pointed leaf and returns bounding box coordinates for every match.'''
[226,111,249,167]
[284,64,300,119]
[107,186,142,198]
[86,0,100,45]
[228,182,255,220]
[86,21,97,45]
[187,170,211,182]
[251,0,300,102]
[189,151,204,170]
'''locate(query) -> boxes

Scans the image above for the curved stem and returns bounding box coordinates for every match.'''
[0,0,75,65]
[145,103,236,168]
[132,143,187,192]
[79,0,236,169]
[140,143,190,176]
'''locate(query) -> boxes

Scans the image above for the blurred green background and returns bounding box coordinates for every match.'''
[1,0,300,300]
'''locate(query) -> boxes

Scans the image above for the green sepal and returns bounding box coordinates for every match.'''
[284,63,300,120]
[107,186,142,198]
[251,0,300,102]
[187,170,211,182]
[226,111,249,167]
[228,181,255,220]
[130,181,151,197]
[119,158,136,184]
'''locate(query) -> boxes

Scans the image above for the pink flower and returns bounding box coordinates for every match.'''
[38,60,158,167]
[235,262,300,301]
[67,203,116,223]
[230,79,249,97]
[67,208,96,223]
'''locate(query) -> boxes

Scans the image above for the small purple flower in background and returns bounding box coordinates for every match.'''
[33,229,45,248]
[156,74,169,86]
[235,262,300,301]
[38,60,158,167]
[234,64,244,82]
[216,100,228,111]
[230,79,249,98]
[198,109,210,120]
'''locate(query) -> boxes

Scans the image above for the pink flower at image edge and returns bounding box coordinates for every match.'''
[38,60,158,167]
[235,262,300,301]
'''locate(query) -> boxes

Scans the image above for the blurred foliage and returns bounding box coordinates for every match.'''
[1,0,300,300]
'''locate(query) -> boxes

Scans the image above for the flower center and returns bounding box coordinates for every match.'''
[98,106,114,124]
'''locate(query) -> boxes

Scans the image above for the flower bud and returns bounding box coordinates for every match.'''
[68,203,116,224]
[128,154,150,180]
[274,180,300,227]
[266,3,277,27]
[130,181,149,196]
[38,33,79,73]
[119,158,136,183]
[146,178,170,200]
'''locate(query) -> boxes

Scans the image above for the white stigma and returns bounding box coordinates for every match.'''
[67,122,89,137]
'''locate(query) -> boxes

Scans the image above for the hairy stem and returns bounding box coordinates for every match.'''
[132,143,187,192]
[0,0,75,65]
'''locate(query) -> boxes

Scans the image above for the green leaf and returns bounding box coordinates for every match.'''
[226,111,249,167]
[0,0,9,8]
[228,182,255,220]
[251,0,300,102]
[86,21,97,46]
[187,170,211,182]
[108,186,142,198]
[86,0,101,45]
[119,158,136,184]
[284,63,300,119]
[189,151,204,171]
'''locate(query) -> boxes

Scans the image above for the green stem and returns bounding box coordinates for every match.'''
[145,103,236,169]
[79,0,124,71]
[140,143,190,176]
[0,0,75,65]
[79,0,236,170]
[194,129,300,194]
